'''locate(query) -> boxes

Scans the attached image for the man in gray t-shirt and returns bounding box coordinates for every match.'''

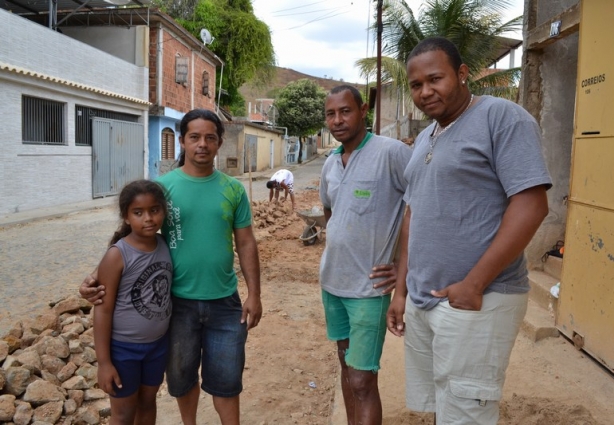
[387,37,551,424]
[320,85,411,423]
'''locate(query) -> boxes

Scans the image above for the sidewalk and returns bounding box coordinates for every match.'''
[0,197,117,229]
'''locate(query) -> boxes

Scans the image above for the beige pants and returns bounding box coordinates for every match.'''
[404,292,529,425]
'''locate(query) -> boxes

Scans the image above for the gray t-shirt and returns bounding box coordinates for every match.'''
[320,133,412,298]
[404,95,552,310]
[111,234,173,343]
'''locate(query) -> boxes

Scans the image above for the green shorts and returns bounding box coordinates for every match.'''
[321,290,390,372]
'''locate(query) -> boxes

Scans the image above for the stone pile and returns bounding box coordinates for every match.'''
[251,200,295,230]
[0,296,109,424]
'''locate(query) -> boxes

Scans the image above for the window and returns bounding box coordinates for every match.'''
[22,96,65,145]
[202,71,210,96]
[75,106,139,146]
[175,56,189,85]
[161,128,175,160]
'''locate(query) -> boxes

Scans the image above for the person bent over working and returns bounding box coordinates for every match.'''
[266,169,295,210]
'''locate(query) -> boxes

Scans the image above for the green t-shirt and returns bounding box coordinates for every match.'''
[157,169,252,300]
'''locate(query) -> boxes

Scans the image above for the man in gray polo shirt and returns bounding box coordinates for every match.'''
[320,84,412,424]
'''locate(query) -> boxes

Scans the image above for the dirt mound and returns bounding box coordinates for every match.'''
[499,393,598,425]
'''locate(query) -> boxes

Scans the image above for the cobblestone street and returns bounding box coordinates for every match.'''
[0,206,115,337]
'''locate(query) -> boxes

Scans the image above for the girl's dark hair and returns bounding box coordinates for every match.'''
[109,180,168,246]
[176,109,225,167]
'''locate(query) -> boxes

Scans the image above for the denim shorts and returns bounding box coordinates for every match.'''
[109,333,169,398]
[166,293,248,398]
[322,290,390,372]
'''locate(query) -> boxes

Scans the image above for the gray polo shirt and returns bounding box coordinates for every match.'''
[320,133,412,298]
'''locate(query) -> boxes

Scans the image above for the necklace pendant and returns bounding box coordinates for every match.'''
[424,151,433,164]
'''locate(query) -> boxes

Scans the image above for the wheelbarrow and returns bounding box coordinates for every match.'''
[296,208,327,246]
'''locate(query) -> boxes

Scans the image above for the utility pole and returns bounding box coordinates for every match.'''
[375,0,383,135]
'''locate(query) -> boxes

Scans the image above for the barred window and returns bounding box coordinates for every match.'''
[202,71,210,96]
[22,96,65,145]
[176,56,189,85]
[162,128,175,160]
[75,106,139,146]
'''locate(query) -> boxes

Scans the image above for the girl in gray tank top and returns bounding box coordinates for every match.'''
[93,180,173,423]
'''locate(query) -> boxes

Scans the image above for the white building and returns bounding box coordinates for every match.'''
[0,5,149,215]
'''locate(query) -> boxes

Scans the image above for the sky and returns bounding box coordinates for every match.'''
[252,0,525,84]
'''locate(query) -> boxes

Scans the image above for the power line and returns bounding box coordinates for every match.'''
[284,10,351,31]
[273,6,347,18]
[279,7,352,31]
[270,0,329,14]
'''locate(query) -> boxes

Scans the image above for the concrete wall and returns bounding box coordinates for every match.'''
[220,124,243,176]
[254,134,280,171]
[0,11,148,101]
[522,0,579,267]
[61,26,149,67]
[220,123,284,177]
[378,84,423,130]
[380,116,432,142]
[0,10,149,215]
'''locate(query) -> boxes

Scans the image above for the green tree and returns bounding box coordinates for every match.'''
[155,0,276,115]
[357,0,522,104]
[275,79,327,163]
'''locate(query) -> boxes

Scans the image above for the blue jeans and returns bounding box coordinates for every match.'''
[166,293,247,398]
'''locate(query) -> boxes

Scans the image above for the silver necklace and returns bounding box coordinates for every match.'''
[425,94,474,164]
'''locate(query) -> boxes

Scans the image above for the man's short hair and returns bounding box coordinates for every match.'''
[407,37,463,72]
[329,85,363,108]
[266,180,276,189]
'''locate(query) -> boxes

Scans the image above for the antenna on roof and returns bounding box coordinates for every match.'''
[200,29,215,45]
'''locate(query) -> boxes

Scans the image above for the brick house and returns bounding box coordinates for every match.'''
[146,10,222,178]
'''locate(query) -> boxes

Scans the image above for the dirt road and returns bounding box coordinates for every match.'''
[1,155,613,424]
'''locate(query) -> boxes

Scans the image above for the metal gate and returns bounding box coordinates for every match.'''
[243,134,257,173]
[92,118,144,198]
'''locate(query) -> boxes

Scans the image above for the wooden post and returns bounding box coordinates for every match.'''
[246,140,253,203]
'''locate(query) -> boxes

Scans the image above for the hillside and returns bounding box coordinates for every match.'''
[239,66,365,116]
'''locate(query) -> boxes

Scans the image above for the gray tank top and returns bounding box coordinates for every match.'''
[111,234,173,343]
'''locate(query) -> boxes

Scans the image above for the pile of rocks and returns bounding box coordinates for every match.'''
[251,200,296,230]
[0,296,109,424]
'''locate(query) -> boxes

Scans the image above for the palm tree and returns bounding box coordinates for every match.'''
[357,0,522,104]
